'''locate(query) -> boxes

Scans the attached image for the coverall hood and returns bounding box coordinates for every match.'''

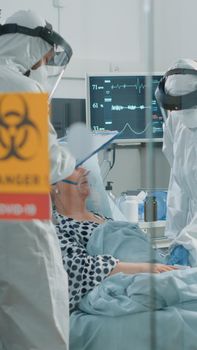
[0,10,52,74]
[165,58,197,128]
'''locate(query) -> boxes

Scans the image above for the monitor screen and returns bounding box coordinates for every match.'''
[86,73,164,143]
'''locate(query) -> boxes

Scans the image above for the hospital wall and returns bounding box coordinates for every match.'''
[1,0,196,195]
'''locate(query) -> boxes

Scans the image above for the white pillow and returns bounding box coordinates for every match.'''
[83,155,127,221]
[83,155,113,218]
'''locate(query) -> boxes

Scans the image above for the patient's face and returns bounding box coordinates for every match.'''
[66,167,90,197]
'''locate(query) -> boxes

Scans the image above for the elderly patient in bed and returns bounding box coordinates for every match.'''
[51,166,177,312]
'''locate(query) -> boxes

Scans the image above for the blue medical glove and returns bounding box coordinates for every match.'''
[167,245,190,266]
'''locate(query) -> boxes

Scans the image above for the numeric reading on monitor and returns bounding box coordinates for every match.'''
[87,75,164,142]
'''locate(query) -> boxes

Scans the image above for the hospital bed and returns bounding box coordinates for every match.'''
[69,155,197,350]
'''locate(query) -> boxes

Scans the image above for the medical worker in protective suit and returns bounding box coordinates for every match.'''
[0,10,76,350]
[155,58,197,267]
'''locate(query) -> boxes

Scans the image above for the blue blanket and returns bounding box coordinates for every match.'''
[70,221,197,350]
[87,220,164,263]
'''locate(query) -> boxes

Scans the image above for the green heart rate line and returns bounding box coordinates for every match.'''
[111,78,160,94]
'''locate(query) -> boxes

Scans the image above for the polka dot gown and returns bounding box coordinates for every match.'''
[53,209,118,312]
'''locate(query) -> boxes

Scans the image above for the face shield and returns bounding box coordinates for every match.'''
[42,23,72,99]
[155,68,197,128]
[0,21,72,99]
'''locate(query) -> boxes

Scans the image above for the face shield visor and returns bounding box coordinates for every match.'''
[155,68,197,128]
[42,24,72,99]
[0,21,73,99]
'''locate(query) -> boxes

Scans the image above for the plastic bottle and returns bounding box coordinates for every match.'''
[144,195,157,222]
[119,195,139,223]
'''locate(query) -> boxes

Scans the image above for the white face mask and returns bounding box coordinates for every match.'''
[175,110,197,129]
[29,65,49,91]
[29,65,66,99]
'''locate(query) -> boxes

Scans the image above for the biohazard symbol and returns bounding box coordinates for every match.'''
[0,94,41,160]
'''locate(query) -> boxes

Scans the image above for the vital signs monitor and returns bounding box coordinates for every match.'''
[86,73,164,143]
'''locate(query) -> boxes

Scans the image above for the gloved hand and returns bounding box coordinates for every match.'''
[167,244,190,266]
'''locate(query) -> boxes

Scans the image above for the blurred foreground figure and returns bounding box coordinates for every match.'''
[0,9,76,350]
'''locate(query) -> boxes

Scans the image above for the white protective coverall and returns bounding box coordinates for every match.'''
[163,58,197,266]
[0,10,75,350]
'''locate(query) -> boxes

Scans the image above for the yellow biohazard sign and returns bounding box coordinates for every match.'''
[0,92,50,220]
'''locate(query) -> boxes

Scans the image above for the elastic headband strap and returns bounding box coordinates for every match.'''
[165,68,197,78]
[0,23,73,62]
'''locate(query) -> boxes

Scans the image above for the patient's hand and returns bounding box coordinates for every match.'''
[110,262,178,275]
[144,263,178,274]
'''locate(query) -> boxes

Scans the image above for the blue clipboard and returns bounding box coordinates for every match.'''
[76,130,122,167]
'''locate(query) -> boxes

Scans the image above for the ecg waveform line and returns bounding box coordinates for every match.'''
[111,104,151,111]
[119,122,152,136]
[110,78,160,94]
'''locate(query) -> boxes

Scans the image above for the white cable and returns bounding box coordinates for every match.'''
[57,7,61,33]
